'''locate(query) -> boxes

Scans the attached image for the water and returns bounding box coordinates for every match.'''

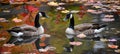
[1,3,120,54]
[82,11,120,54]
[0,4,25,18]
[93,41,106,54]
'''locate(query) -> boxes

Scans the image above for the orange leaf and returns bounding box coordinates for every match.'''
[41,37,46,41]
[39,43,46,47]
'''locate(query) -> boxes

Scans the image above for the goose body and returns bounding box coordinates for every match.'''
[76,24,107,38]
[75,23,106,32]
[74,23,93,31]
[66,28,75,35]
[6,12,48,45]
[65,28,75,39]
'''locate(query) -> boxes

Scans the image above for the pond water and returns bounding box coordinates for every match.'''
[81,11,120,54]
[0,3,120,54]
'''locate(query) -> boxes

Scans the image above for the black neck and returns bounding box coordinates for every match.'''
[34,13,41,28]
[69,17,74,29]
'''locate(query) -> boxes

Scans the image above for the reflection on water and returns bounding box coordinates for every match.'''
[93,41,106,54]
[82,11,120,54]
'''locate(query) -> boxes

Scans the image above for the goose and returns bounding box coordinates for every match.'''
[63,13,75,52]
[5,12,49,51]
[63,13,107,52]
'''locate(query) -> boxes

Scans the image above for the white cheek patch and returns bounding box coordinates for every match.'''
[39,13,42,17]
[70,14,73,19]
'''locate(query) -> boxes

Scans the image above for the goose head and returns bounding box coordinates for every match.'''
[39,12,48,18]
[64,13,74,29]
[63,13,73,21]
[34,12,48,35]
[34,12,48,28]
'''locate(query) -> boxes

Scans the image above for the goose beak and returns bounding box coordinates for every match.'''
[63,18,68,21]
[45,15,49,18]
[43,15,49,18]
[41,15,49,20]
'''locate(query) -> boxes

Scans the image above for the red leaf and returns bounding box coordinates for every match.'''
[20,13,28,17]
[25,5,38,12]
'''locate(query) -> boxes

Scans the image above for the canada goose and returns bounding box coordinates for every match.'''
[63,13,107,52]
[6,12,48,45]
[63,13,75,52]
